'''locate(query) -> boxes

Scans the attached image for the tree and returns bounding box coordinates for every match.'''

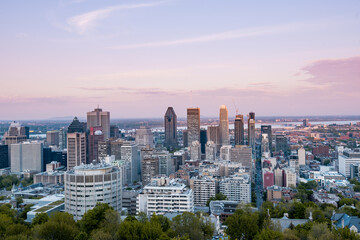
[254,228,283,240]
[226,209,259,240]
[171,212,213,240]
[116,219,143,240]
[206,193,227,206]
[339,198,358,207]
[308,223,335,240]
[31,213,49,226]
[32,212,80,240]
[79,203,112,234]
[0,213,13,238]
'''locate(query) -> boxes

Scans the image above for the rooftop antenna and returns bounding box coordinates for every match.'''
[232,99,239,115]
[190,91,193,107]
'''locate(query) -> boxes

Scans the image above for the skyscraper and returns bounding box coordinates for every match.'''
[219,105,230,145]
[135,126,154,149]
[200,129,207,154]
[87,107,110,140]
[234,114,245,145]
[46,130,60,147]
[67,132,86,170]
[4,121,27,145]
[248,112,255,151]
[261,125,272,155]
[187,108,200,145]
[207,125,221,152]
[11,142,43,172]
[164,107,177,150]
[88,126,104,163]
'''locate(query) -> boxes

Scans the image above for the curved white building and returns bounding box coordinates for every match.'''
[64,163,122,220]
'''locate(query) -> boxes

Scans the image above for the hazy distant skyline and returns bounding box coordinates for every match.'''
[0,0,359,120]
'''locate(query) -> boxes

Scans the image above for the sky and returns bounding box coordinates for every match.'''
[0,0,359,120]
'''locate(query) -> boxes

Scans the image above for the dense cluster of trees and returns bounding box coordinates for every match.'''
[225,203,360,240]
[0,203,214,240]
[0,175,33,191]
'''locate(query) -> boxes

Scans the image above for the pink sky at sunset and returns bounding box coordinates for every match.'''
[0,1,359,120]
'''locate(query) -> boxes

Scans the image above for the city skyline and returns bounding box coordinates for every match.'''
[0,0,359,119]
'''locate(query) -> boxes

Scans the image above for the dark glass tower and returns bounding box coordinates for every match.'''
[164,107,177,150]
[200,129,207,154]
[234,114,244,145]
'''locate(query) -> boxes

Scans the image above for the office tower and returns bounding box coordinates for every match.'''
[59,128,67,150]
[205,141,216,161]
[43,147,53,170]
[219,105,230,145]
[110,125,120,139]
[0,145,9,169]
[261,134,269,154]
[11,142,43,172]
[46,130,60,147]
[67,117,86,133]
[98,140,111,161]
[111,139,123,160]
[88,127,104,163]
[164,107,177,150]
[275,134,289,156]
[219,174,251,203]
[135,126,154,149]
[154,149,174,176]
[261,125,272,154]
[248,112,255,151]
[230,145,252,168]
[67,132,86,170]
[298,147,306,166]
[4,122,27,145]
[200,129,207,154]
[190,141,201,160]
[303,119,310,127]
[87,107,110,140]
[65,163,122,221]
[182,130,188,147]
[220,145,232,161]
[338,149,360,177]
[350,164,360,179]
[142,155,159,186]
[187,108,200,145]
[234,114,245,145]
[137,177,194,215]
[207,125,221,152]
[24,126,29,139]
[121,142,139,184]
[190,177,217,206]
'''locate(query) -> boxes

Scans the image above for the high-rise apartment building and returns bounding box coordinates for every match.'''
[219,105,229,145]
[64,163,122,221]
[67,132,86,170]
[142,155,159,186]
[261,134,269,154]
[219,174,251,203]
[248,112,255,151]
[87,107,110,140]
[261,125,272,155]
[234,114,245,145]
[11,142,43,172]
[164,107,177,150]
[137,177,194,215]
[187,108,200,145]
[230,145,252,168]
[298,147,306,166]
[190,177,217,206]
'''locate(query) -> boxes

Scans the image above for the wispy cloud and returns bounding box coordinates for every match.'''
[111,23,310,49]
[67,1,168,34]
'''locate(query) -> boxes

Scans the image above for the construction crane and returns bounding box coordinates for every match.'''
[232,99,239,115]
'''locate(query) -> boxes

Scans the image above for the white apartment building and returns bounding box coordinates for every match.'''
[190,140,201,160]
[220,145,232,161]
[219,174,251,203]
[338,149,360,177]
[64,163,122,221]
[283,168,297,188]
[205,141,216,161]
[137,177,194,216]
[190,176,217,206]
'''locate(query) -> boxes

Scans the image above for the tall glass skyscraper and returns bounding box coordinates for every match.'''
[164,107,177,149]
